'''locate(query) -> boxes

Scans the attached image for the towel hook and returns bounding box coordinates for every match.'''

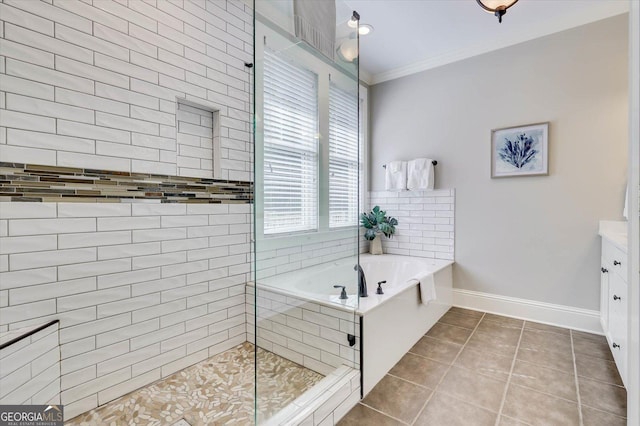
[383,160,437,168]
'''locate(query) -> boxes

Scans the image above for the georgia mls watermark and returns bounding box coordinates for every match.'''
[0,405,63,426]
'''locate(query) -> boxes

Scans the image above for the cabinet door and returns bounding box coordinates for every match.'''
[600,261,610,332]
[608,272,628,386]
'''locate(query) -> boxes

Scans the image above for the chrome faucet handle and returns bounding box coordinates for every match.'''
[376,280,387,295]
[333,285,348,300]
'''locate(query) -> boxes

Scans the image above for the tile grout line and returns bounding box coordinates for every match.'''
[493,318,525,426]
[570,329,585,426]
[408,311,487,426]
[357,402,411,426]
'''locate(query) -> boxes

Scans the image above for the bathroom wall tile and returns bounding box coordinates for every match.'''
[1,0,251,413]
[9,218,96,236]
[9,277,96,305]
[9,248,96,271]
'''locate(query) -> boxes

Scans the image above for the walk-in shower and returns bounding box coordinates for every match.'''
[251,1,363,423]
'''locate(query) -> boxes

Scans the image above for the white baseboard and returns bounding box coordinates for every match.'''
[453,289,603,334]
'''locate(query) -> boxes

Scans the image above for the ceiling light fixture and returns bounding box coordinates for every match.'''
[476,0,518,23]
[358,24,374,36]
[347,16,358,29]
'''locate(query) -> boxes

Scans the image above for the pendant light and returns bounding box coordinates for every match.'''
[476,0,518,23]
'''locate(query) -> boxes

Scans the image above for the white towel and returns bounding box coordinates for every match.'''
[385,161,407,191]
[412,272,436,305]
[407,158,434,190]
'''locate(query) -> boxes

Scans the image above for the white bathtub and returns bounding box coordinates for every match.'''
[259,254,452,316]
[257,253,453,395]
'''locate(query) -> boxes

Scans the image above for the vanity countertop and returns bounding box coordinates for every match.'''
[598,220,628,252]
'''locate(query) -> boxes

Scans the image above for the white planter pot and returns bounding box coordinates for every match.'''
[369,234,383,255]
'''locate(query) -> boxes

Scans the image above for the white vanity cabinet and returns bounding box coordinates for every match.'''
[599,221,628,387]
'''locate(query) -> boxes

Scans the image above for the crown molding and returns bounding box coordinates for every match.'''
[369,2,629,85]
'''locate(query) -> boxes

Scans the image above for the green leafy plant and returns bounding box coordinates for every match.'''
[360,206,398,241]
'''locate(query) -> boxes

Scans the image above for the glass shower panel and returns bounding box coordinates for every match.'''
[252,1,360,423]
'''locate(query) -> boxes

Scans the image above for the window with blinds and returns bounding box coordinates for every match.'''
[263,49,319,234]
[329,83,359,228]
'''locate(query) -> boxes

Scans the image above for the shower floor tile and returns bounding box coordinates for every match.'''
[65,342,324,426]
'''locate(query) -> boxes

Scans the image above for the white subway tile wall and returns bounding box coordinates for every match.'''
[0,322,61,406]
[0,201,251,419]
[368,189,456,260]
[246,286,360,377]
[0,0,252,181]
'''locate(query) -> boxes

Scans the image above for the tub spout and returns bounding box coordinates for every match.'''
[354,264,368,297]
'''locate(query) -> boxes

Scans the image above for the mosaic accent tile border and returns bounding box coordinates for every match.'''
[0,163,253,203]
[65,343,324,426]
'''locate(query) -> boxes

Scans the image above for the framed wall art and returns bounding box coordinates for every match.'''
[491,122,549,178]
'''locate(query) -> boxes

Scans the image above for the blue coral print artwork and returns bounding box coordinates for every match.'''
[492,123,548,177]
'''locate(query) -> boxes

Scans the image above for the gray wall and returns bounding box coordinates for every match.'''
[369,15,628,310]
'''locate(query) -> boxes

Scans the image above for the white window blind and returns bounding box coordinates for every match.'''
[263,49,319,234]
[329,83,359,228]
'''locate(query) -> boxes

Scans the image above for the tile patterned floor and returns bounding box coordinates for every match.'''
[339,307,627,426]
[65,342,323,426]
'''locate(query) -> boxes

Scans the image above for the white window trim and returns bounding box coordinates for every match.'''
[255,22,368,249]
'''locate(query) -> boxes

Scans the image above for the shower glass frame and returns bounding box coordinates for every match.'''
[251,1,361,423]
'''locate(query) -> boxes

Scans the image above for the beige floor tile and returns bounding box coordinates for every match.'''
[361,374,432,424]
[336,403,404,426]
[572,330,607,343]
[575,352,623,386]
[582,406,627,426]
[426,322,473,345]
[481,313,524,329]
[476,320,522,345]
[519,329,572,356]
[454,346,513,382]
[409,336,462,364]
[498,416,531,425]
[388,352,448,388]
[438,366,506,413]
[579,376,627,417]
[439,311,482,330]
[516,346,575,373]
[502,383,580,426]
[572,335,614,361]
[414,391,497,426]
[465,329,518,357]
[510,360,577,401]
[524,321,570,336]
[448,307,484,319]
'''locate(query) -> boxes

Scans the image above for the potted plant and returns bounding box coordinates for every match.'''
[360,206,398,255]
